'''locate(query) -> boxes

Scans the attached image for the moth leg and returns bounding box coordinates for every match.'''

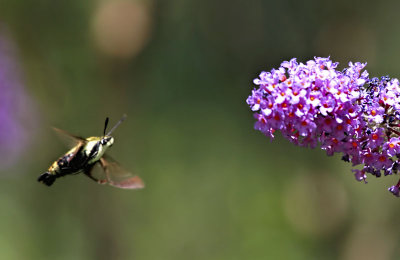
[84,172,107,184]
[99,158,112,182]
[83,163,107,184]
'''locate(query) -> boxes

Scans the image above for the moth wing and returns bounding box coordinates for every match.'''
[52,127,86,148]
[99,155,144,189]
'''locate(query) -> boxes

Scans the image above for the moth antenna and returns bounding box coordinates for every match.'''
[103,117,109,137]
[106,114,127,136]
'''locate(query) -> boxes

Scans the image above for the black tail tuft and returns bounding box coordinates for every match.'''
[38,172,57,186]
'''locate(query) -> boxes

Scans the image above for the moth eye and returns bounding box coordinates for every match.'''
[101,139,107,145]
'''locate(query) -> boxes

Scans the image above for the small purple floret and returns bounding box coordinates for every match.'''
[388,186,400,197]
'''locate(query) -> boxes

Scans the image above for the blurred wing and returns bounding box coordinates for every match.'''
[53,127,86,148]
[99,155,144,189]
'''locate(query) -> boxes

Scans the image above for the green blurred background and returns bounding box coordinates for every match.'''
[1,0,400,259]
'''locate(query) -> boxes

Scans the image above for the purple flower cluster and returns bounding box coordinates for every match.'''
[247,57,400,197]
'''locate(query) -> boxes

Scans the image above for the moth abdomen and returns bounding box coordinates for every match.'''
[37,172,57,186]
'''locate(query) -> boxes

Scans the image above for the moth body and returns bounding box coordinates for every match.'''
[38,116,144,189]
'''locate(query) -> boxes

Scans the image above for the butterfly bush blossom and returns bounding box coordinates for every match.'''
[247,57,400,197]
